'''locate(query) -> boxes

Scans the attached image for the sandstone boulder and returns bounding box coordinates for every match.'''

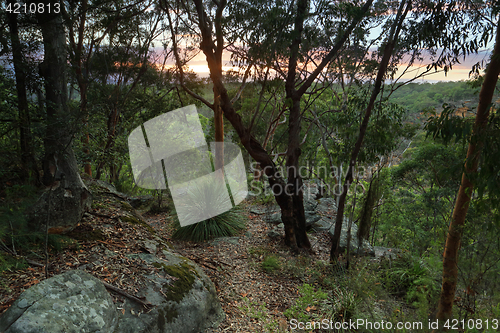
[116,251,224,333]
[0,270,118,333]
[0,250,224,333]
[328,218,375,257]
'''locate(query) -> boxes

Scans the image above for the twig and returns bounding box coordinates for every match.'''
[45,186,53,279]
[184,255,217,270]
[26,259,45,267]
[209,258,234,268]
[199,262,217,271]
[97,240,127,248]
[88,211,117,219]
[9,221,16,256]
[185,254,234,269]
[0,243,43,268]
[101,280,153,311]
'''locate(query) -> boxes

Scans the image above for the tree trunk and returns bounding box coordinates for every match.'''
[213,2,225,173]
[95,103,119,181]
[190,0,372,251]
[213,73,224,172]
[7,2,39,182]
[70,0,92,176]
[82,94,92,176]
[434,19,500,330]
[280,0,311,250]
[29,5,91,231]
[330,0,410,262]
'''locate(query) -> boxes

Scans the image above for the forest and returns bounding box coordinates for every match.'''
[1,0,500,332]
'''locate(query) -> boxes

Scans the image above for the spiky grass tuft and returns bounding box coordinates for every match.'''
[171,176,246,242]
[171,206,246,241]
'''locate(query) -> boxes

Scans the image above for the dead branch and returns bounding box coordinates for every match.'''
[101,280,153,311]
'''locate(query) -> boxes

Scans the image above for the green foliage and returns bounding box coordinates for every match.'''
[329,287,357,322]
[425,101,500,211]
[248,179,275,205]
[371,126,500,318]
[0,66,42,182]
[237,297,286,333]
[0,184,37,258]
[389,81,483,118]
[284,284,328,323]
[425,103,474,145]
[248,245,271,258]
[112,161,149,195]
[238,297,269,321]
[261,254,281,273]
[0,254,27,273]
[283,255,315,280]
[311,87,413,168]
[0,183,77,271]
[379,254,439,316]
[373,134,464,255]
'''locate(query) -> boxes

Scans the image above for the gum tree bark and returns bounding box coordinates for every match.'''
[29,2,91,230]
[213,0,224,172]
[434,17,500,330]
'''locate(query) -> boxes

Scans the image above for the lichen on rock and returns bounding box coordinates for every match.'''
[0,270,118,333]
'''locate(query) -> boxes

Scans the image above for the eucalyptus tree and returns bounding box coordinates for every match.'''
[2,1,46,182]
[327,0,499,260]
[162,0,374,251]
[162,0,495,256]
[425,13,500,327]
[5,0,39,181]
[84,45,182,183]
[62,0,162,179]
[24,0,92,230]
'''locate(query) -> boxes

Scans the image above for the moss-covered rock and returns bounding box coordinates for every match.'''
[153,261,199,304]
[116,251,224,333]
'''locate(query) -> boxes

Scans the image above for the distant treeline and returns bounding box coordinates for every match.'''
[387,80,499,114]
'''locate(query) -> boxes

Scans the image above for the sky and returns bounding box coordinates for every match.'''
[394,50,492,83]
[162,48,493,83]
[161,8,495,83]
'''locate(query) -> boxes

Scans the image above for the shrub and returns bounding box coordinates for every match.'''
[248,246,271,258]
[261,255,281,273]
[284,283,328,322]
[330,287,357,322]
[379,253,439,316]
[0,184,38,272]
[248,179,275,205]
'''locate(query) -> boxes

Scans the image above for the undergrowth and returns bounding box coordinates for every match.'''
[0,183,78,274]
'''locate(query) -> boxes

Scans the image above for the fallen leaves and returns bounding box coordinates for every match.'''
[0,193,335,333]
[0,196,167,316]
